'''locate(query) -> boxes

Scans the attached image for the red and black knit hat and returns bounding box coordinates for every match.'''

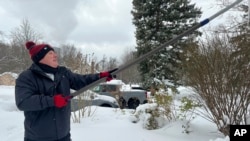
[25,41,54,63]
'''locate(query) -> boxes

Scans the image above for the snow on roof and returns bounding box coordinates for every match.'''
[0,72,18,78]
[103,79,145,91]
[130,84,140,87]
[71,90,117,103]
[106,79,125,85]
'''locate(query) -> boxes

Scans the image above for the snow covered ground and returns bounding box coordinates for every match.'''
[0,85,230,141]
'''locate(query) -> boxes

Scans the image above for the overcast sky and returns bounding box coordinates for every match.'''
[0,0,236,62]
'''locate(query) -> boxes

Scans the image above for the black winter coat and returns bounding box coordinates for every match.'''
[15,63,100,140]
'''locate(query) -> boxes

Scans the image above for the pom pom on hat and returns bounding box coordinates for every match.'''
[25,41,54,63]
[25,41,36,50]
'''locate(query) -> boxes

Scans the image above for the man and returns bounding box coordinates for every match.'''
[15,41,115,141]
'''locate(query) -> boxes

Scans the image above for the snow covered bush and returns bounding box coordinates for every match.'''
[131,103,168,130]
[131,87,177,130]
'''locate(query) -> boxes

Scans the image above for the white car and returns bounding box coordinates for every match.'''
[70,90,119,111]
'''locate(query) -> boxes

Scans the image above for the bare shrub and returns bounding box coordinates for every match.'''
[71,90,97,123]
[154,91,175,121]
[182,30,250,136]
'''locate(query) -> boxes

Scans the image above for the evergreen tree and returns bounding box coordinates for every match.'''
[131,0,201,88]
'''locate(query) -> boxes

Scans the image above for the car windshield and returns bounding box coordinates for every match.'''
[101,84,117,92]
[92,85,100,92]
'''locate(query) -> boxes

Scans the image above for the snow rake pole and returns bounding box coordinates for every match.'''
[70,0,243,98]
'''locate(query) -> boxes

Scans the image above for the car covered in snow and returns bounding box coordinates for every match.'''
[92,79,148,109]
[71,90,119,111]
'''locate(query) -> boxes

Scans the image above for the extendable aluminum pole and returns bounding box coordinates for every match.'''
[70,0,243,98]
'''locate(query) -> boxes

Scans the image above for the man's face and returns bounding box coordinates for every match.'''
[39,50,58,68]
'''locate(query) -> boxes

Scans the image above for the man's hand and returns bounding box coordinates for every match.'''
[100,68,118,81]
[53,94,69,108]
